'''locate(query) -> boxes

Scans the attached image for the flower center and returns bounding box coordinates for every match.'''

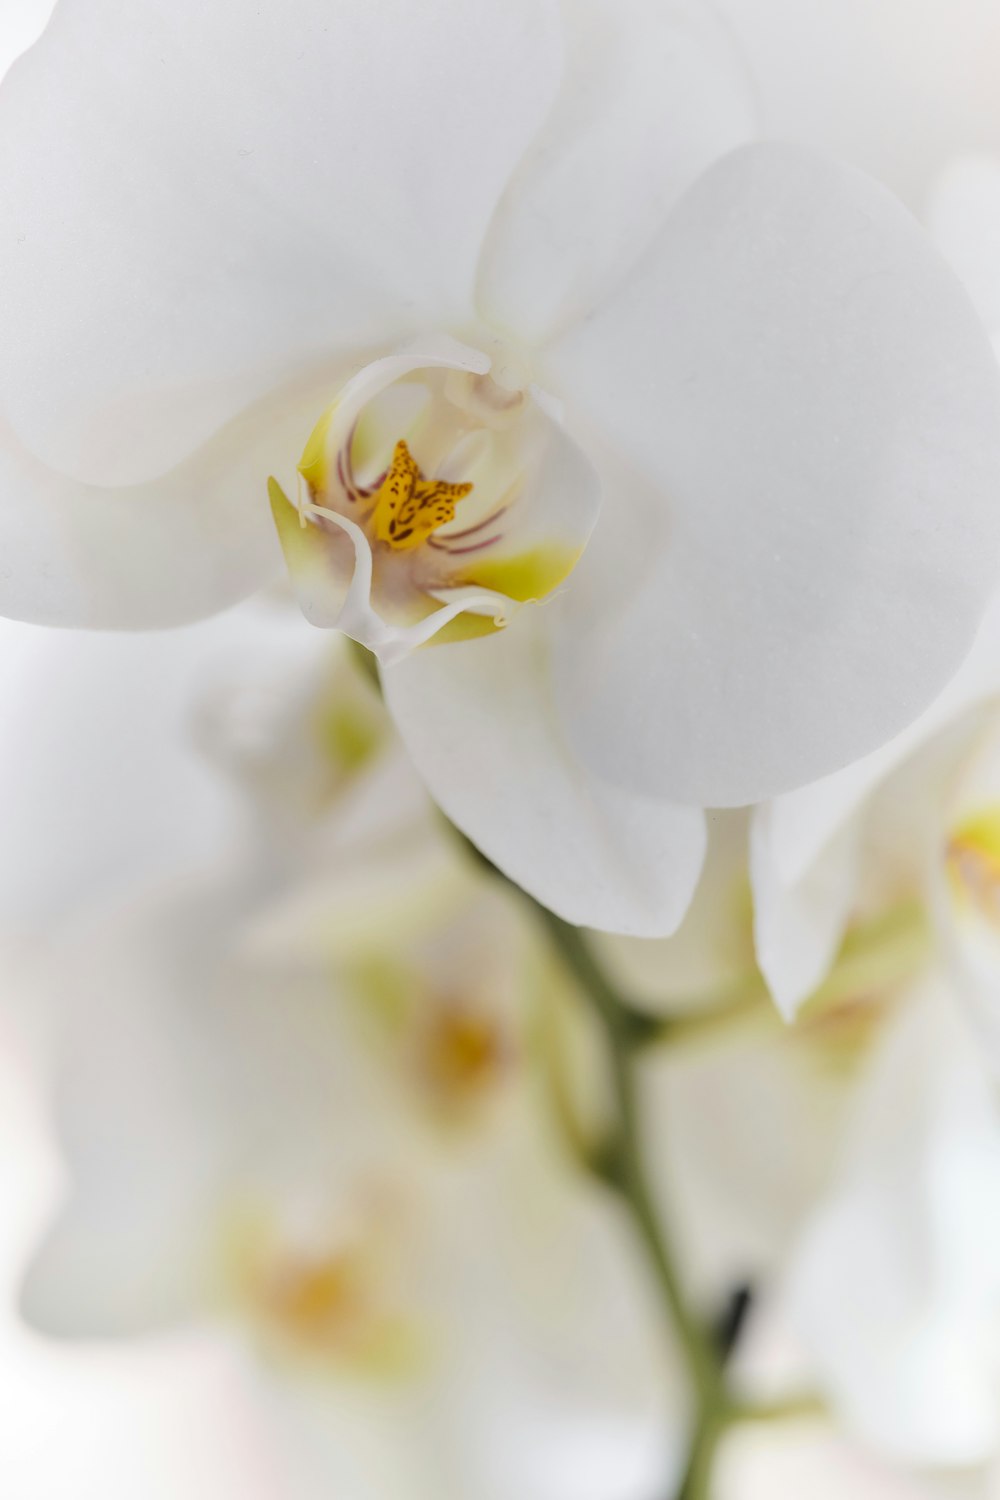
[268,337,601,660]
[261,1245,364,1345]
[221,1196,419,1374]
[947,809,1000,924]
[415,998,512,1108]
[371,438,473,551]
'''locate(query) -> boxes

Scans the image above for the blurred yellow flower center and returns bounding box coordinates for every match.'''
[260,1247,365,1347]
[420,1003,509,1103]
[222,1203,418,1374]
[947,810,1000,923]
[371,438,474,552]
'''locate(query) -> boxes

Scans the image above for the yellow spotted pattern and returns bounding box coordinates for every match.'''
[371,439,472,552]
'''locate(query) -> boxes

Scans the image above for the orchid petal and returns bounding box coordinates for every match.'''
[592,812,755,1014]
[0,383,332,625]
[717,0,1000,210]
[0,0,561,485]
[0,0,53,82]
[751,811,861,1020]
[476,0,755,345]
[640,1024,847,1305]
[763,589,1000,886]
[545,143,1000,807]
[382,617,706,935]
[786,982,1000,1465]
[927,153,1000,335]
[425,386,602,604]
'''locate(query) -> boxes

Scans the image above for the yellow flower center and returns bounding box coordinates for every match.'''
[371,437,473,552]
[947,809,1000,923]
[258,1247,367,1348]
[221,1202,419,1375]
[419,1002,509,1103]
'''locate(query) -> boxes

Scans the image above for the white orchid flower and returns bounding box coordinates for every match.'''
[0,598,371,938]
[783,977,1000,1467]
[22,847,683,1500]
[4,1,1000,938]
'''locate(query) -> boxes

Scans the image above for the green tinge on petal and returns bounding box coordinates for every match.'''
[269,475,312,563]
[431,611,505,647]
[315,700,383,773]
[297,406,335,491]
[459,543,580,603]
[269,476,346,622]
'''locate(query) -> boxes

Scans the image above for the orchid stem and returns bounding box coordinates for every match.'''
[534,909,730,1500]
[534,914,720,1388]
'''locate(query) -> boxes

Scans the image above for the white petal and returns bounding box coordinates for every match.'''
[476,0,755,344]
[21,1197,209,1339]
[382,615,706,935]
[927,153,1000,334]
[718,1424,945,1500]
[0,0,561,485]
[785,981,1000,1465]
[21,901,231,1335]
[751,809,860,1020]
[0,603,309,932]
[764,588,1000,885]
[429,390,602,603]
[0,381,330,626]
[545,143,1000,807]
[930,715,1000,1058]
[716,0,1000,210]
[0,0,53,83]
[593,811,755,1014]
[639,1020,846,1305]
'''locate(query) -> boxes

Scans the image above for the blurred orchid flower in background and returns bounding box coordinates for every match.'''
[18,711,683,1500]
[783,978,1000,1468]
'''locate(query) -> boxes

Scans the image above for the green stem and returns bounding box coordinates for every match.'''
[535,910,724,1414]
[677,1402,728,1500]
